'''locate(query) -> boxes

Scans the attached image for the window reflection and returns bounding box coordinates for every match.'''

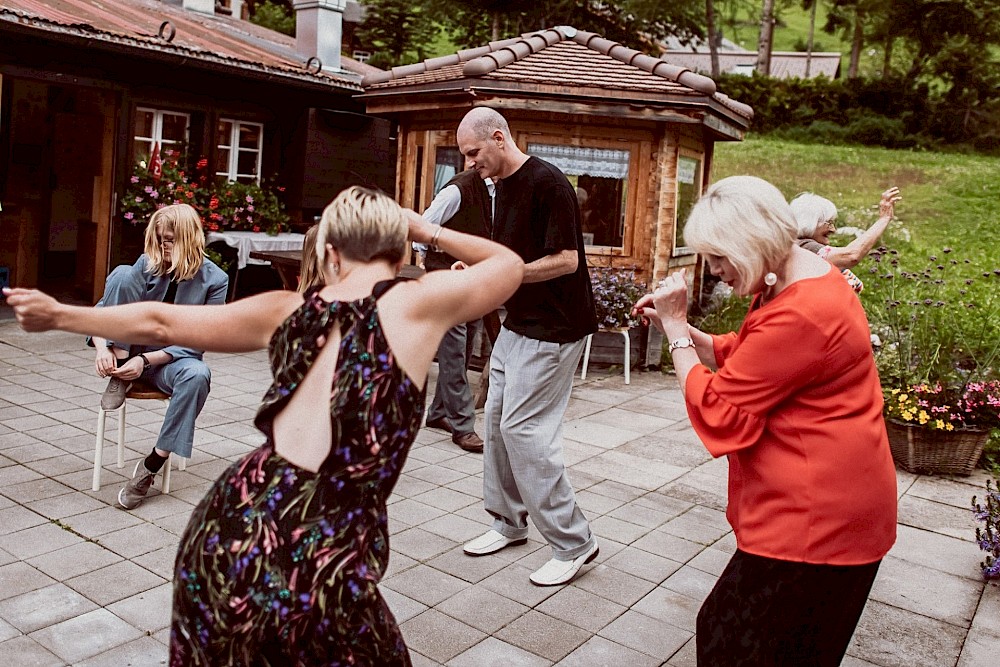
[528,143,629,249]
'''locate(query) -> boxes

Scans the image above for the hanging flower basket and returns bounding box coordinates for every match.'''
[885,418,989,475]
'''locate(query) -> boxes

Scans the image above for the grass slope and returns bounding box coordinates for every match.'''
[712,137,1000,257]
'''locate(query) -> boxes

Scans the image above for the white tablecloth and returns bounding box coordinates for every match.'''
[206,231,305,270]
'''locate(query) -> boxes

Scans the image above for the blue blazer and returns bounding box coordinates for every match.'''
[91,255,229,361]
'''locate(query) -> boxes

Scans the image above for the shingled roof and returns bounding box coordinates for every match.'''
[0,0,373,92]
[361,26,752,122]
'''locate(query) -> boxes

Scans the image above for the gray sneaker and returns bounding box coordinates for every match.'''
[118,461,155,510]
[101,377,132,410]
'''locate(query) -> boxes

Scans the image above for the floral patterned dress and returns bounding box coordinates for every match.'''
[170,280,424,666]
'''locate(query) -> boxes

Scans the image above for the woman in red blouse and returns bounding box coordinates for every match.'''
[634,176,896,666]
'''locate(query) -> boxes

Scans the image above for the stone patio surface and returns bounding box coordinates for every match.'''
[0,320,997,666]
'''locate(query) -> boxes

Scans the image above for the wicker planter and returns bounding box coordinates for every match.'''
[885,418,989,475]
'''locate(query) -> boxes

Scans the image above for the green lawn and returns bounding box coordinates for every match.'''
[712,137,1000,256]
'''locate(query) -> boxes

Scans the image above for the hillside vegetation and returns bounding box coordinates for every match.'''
[712,137,1000,256]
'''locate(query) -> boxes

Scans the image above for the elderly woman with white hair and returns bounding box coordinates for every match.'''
[634,176,896,666]
[790,187,901,292]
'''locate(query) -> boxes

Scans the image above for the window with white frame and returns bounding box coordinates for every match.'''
[216,119,263,184]
[353,50,372,63]
[133,108,190,166]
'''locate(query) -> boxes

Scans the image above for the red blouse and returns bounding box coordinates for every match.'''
[686,268,896,565]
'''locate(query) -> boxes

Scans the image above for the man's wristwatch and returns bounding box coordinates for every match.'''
[667,337,696,353]
[138,354,151,371]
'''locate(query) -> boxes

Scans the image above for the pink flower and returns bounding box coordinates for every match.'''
[130,176,140,184]
[246,195,254,203]
[247,205,254,212]
[124,212,134,220]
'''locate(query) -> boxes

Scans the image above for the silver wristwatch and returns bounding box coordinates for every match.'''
[667,337,696,353]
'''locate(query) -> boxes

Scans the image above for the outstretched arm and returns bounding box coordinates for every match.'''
[825,187,901,269]
[3,287,302,353]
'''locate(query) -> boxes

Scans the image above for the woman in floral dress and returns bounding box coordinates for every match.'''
[4,186,524,666]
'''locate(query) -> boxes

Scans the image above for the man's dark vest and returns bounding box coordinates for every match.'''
[424,170,493,271]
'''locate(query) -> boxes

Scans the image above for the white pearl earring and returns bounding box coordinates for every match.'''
[764,272,777,286]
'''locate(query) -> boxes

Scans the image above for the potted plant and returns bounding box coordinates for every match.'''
[589,266,647,332]
[864,246,1000,474]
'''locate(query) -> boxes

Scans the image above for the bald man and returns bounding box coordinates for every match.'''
[457,107,599,586]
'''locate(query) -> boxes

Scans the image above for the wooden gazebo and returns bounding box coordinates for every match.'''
[357,25,753,288]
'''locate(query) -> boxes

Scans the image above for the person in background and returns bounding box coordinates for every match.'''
[790,186,901,293]
[90,203,228,510]
[419,168,495,452]
[297,223,323,293]
[634,175,896,666]
[457,106,600,587]
[5,185,523,666]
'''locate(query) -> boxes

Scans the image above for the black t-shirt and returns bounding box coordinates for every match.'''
[494,157,597,343]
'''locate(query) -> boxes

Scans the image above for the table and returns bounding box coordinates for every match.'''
[246,249,498,406]
[206,231,306,270]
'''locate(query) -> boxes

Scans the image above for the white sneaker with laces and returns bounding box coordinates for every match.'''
[463,529,528,556]
[529,541,599,586]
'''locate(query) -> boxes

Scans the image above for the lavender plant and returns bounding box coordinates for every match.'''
[972,478,1000,580]
[589,267,647,331]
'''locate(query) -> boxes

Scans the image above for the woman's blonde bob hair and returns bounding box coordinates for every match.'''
[315,186,407,267]
[143,203,205,281]
[789,192,838,238]
[683,176,797,293]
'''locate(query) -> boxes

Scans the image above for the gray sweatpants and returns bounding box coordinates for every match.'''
[483,327,595,560]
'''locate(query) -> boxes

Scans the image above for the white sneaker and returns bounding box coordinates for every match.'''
[463,529,528,556]
[529,541,599,586]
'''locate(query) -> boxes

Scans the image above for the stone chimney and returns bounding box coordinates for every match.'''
[181,0,215,14]
[292,0,346,72]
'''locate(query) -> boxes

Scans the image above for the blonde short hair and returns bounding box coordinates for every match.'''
[789,192,838,238]
[143,204,205,281]
[316,186,406,266]
[684,176,797,292]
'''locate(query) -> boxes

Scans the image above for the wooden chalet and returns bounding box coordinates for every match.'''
[0,0,394,303]
[357,25,754,290]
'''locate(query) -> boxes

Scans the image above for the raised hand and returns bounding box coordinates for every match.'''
[879,187,902,219]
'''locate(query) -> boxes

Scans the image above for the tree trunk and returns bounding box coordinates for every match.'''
[848,8,863,79]
[491,12,500,41]
[756,0,775,76]
[882,36,893,78]
[805,0,817,78]
[706,0,720,77]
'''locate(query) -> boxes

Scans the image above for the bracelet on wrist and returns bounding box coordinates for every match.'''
[429,226,444,252]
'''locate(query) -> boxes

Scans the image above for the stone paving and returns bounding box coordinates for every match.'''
[0,320,997,666]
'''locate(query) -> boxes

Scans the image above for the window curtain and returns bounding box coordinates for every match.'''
[527,144,630,179]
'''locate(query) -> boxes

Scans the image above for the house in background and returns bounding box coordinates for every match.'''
[358,25,752,364]
[0,0,394,303]
[660,35,841,80]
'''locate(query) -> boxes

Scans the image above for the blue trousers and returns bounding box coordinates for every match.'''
[99,265,211,458]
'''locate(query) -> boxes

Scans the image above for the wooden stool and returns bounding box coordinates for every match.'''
[580,328,631,385]
[92,380,186,492]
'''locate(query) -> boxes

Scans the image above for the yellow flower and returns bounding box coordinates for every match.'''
[945,423,955,431]
[935,419,945,429]
[918,410,929,424]
[899,394,909,402]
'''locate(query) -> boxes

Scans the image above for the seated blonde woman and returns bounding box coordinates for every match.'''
[5,186,523,666]
[89,203,229,510]
[789,187,901,293]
